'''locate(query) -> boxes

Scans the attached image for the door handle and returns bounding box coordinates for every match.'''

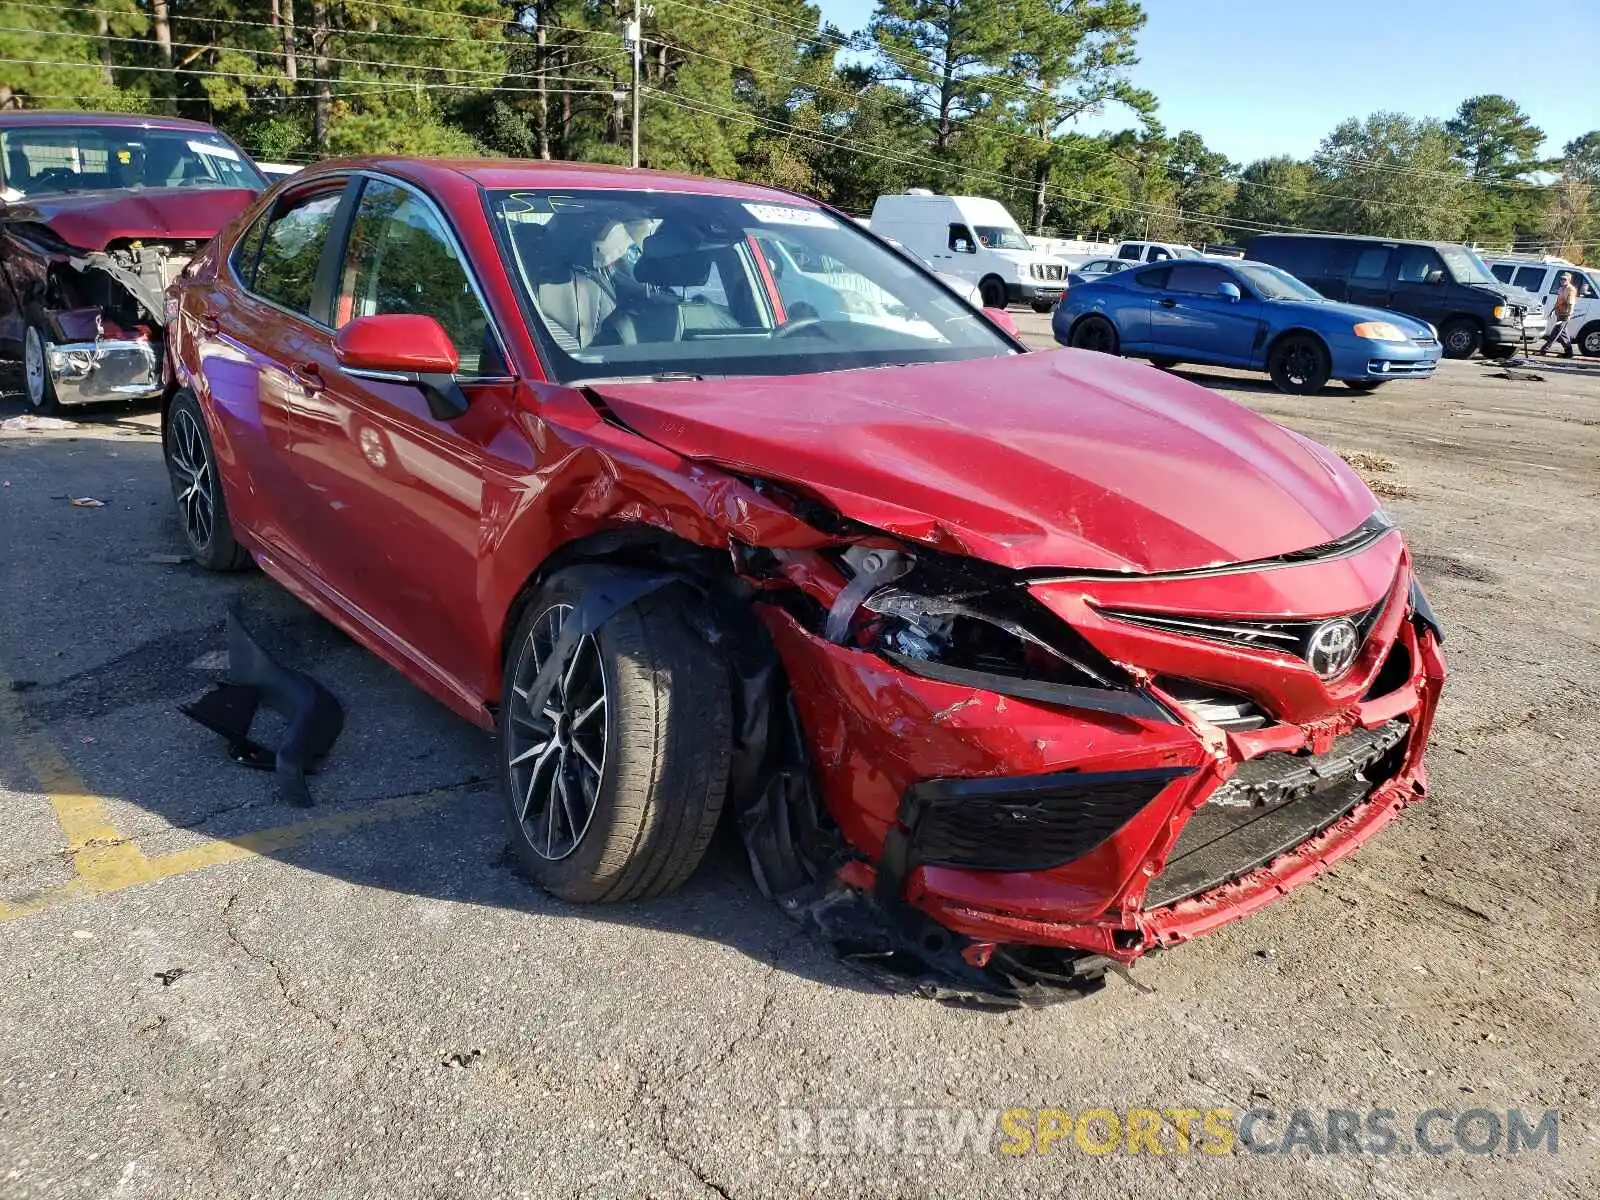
[290,362,325,394]
[198,310,221,336]
[1158,298,1177,308]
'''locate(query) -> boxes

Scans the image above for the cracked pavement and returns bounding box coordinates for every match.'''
[1,343,1598,1198]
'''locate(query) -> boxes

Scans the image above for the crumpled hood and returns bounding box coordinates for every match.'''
[589,349,1379,573]
[5,187,258,251]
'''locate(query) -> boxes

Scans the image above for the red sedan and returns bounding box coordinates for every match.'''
[164,158,1445,1004]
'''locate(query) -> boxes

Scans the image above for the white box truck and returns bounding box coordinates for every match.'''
[868,193,1068,311]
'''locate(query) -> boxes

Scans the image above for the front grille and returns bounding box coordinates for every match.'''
[901,767,1190,873]
[1100,596,1386,664]
[1145,719,1408,907]
[1158,677,1269,731]
[1032,262,1066,281]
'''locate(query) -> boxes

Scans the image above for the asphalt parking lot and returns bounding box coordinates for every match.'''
[2,331,1597,1199]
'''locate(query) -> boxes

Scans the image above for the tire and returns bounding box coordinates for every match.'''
[22,322,62,415]
[1578,323,1600,357]
[1267,333,1332,395]
[1438,317,1481,359]
[1068,314,1119,355]
[163,390,251,571]
[1344,379,1385,391]
[1030,298,1055,313]
[1148,357,1182,370]
[1480,344,1516,360]
[979,276,1007,309]
[497,572,732,904]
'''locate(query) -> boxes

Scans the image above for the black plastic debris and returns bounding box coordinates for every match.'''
[179,608,344,807]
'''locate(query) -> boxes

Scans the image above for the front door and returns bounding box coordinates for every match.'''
[287,175,514,696]
[1344,245,1394,310]
[1146,263,1261,362]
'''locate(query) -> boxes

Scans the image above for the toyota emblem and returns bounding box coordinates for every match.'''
[1306,617,1360,679]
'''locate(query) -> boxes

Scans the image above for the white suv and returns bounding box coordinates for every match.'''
[1482,255,1600,356]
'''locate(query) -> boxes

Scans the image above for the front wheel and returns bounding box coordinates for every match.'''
[1578,323,1600,357]
[164,390,251,570]
[1267,334,1332,394]
[1068,315,1119,355]
[1439,318,1481,359]
[498,572,732,903]
[22,323,61,415]
[979,276,1008,309]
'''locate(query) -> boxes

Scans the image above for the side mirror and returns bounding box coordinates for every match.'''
[334,313,467,420]
[1217,281,1241,302]
[983,306,1019,337]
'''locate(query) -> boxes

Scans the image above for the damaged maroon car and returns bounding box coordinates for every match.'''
[163,159,1446,1004]
[1,112,264,412]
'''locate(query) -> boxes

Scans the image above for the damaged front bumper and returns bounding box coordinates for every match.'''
[755,542,1446,1001]
[43,334,162,405]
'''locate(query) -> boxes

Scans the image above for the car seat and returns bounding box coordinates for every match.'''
[510,221,617,352]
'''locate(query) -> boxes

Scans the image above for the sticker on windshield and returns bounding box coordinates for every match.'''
[188,140,241,161]
[742,202,833,228]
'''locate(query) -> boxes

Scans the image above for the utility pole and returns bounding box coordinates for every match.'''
[627,0,641,168]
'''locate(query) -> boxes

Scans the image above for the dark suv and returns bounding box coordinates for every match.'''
[1244,234,1543,359]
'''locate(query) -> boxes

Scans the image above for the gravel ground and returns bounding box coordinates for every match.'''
[1,340,1597,1199]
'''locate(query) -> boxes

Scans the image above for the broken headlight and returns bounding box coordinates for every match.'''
[830,548,1172,722]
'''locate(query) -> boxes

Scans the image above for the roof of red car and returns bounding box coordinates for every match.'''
[317,156,822,204]
[0,110,226,133]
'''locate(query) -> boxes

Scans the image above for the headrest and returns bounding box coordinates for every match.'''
[633,227,713,288]
[511,220,581,286]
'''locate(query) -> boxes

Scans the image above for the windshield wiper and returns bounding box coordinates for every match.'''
[567,370,709,386]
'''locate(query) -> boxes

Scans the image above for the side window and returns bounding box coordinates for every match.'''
[1167,264,1229,294]
[252,188,343,317]
[229,211,269,287]
[1132,266,1172,289]
[1513,265,1547,291]
[1352,248,1390,281]
[337,179,503,377]
[1395,245,1445,284]
[1577,274,1599,299]
[1116,244,1141,260]
[1148,247,1170,262]
[947,223,975,253]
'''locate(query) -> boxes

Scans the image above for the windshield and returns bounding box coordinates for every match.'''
[0,124,264,198]
[1234,262,1323,301]
[489,189,1015,384]
[973,224,1031,251]
[1440,245,1498,286]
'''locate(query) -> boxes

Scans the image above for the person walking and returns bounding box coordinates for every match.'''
[1540,272,1579,357]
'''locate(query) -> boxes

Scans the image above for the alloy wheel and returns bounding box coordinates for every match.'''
[169,407,216,552]
[1445,327,1473,355]
[1583,328,1600,356]
[23,326,47,409]
[1282,343,1318,387]
[505,604,607,861]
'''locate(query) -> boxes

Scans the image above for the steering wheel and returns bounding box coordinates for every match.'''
[773,316,829,340]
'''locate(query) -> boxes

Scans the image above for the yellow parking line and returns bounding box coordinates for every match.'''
[0,666,461,924]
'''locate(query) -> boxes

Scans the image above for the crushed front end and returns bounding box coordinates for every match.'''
[743,512,1446,1005]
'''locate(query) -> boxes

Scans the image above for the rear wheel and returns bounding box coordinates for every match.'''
[1439,317,1481,359]
[164,390,251,571]
[22,323,61,415]
[498,572,732,903]
[1267,333,1332,394]
[1068,315,1119,355]
[1579,323,1600,357]
[979,276,1007,309]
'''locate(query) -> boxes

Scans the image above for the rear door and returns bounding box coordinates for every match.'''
[1146,263,1262,362]
[289,173,515,694]
[197,177,350,565]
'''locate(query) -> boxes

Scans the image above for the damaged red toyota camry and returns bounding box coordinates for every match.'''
[164,159,1446,1004]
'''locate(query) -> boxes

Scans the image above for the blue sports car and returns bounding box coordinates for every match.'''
[1053,258,1442,394]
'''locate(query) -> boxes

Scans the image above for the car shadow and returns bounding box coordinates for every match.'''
[0,428,885,998]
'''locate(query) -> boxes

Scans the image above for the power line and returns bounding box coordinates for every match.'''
[0,56,620,94]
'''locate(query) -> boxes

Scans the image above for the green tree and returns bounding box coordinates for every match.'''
[1561,131,1600,184]
[1164,128,1233,244]
[1312,112,1470,240]
[1446,94,1544,181]
[1228,155,1313,233]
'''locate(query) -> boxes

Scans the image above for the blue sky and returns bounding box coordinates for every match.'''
[813,0,1600,164]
